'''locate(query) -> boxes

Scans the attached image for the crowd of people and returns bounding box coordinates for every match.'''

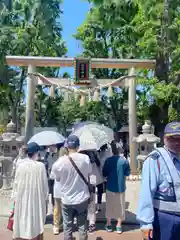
[11,134,130,240]
[10,121,180,240]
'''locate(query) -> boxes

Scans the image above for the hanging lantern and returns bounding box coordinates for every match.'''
[49,85,55,98]
[93,89,100,102]
[80,95,85,106]
[107,85,113,97]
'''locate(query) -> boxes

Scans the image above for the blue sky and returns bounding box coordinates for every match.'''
[60,0,91,77]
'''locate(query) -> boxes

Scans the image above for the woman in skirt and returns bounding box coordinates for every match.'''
[103,142,130,234]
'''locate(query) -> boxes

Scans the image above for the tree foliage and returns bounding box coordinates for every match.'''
[0,0,179,137]
[0,0,66,129]
[75,1,138,78]
[74,0,180,135]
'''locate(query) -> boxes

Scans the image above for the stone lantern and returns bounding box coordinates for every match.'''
[0,121,24,190]
[133,120,160,170]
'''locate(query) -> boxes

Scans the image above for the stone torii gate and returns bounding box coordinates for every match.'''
[5,56,156,174]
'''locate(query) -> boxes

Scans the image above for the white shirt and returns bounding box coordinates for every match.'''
[53,180,62,199]
[13,156,26,169]
[51,152,92,205]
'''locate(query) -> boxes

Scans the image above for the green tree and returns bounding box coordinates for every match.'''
[133,0,180,134]
[74,1,138,79]
[55,88,129,135]
[74,1,139,130]
[34,87,63,128]
[57,97,81,136]
[0,0,66,129]
[75,0,180,134]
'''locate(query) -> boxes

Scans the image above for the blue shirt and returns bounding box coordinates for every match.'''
[137,149,180,230]
[103,156,130,193]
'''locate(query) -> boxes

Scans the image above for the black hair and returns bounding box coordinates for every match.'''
[44,151,50,161]
[111,141,119,156]
[98,144,108,152]
[27,153,34,158]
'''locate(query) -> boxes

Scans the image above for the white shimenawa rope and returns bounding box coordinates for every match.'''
[28,73,135,97]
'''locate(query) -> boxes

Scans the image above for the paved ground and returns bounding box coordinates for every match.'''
[0,181,141,224]
[0,217,142,240]
[0,181,141,239]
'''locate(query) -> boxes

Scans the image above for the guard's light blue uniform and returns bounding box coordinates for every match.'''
[137,147,180,240]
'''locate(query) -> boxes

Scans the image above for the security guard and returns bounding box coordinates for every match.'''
[137,122,180,240]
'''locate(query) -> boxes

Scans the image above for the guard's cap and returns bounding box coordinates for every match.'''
[164,122,180,137]
[27,142,40,154]
[66,135,80,149]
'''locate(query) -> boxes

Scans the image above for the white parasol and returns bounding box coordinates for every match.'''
[28,131,65,146]
[87,124,114,143]
[71,125,109,151]
[72,122,114,143]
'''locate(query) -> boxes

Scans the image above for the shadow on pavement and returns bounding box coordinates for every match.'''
[45,200,139,232]
[46,214,139,233]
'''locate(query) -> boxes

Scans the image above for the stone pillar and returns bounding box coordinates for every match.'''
[25,65,36,142]
[1,157,12,190]
[128,67,138,174]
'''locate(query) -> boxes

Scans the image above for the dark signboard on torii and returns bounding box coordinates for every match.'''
[74,58,91,85]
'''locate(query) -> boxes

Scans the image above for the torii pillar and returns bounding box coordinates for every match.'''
[128,68,138,174]
[24,65,36,142]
